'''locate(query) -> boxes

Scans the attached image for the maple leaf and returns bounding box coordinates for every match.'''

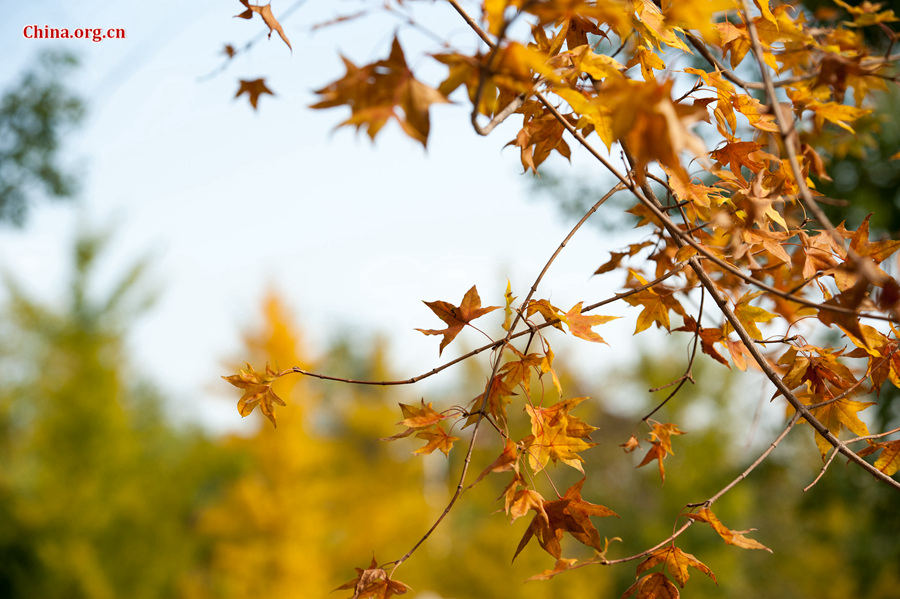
[472,438,519,486]
[513,478,617,560]
[675,317,729,366]
[222,363,286,427]
[636,422,684,482]
[525,397,598,472]
[502,280,517,331]
[622,572,680,599]
[416,285,499,355]
[601,78,709,185]
[508,488,546,522]
[620,435,641,453]
[383,399,451,442]
[526,298,565,330]
[398,399,446,429]
[234,0,291,51]
[661,0,735,43]
[685,507,772,552]
[624,270,686,334]
[560,302,619,343]
[465,373,516,425]
[724,291,776,341]
[817,281,871,346]
[335,557,410,599]
[527,558,580,581]
[805,393,874,458]
[636,546,716,588]
[312,37,448,146]
[873,439,900,476]
[414,425,459,457]
[235,78,274,110]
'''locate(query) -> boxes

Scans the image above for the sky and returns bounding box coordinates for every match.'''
[0,1,721,432]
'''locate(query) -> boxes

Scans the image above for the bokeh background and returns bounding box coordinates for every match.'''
[2,1,899,598]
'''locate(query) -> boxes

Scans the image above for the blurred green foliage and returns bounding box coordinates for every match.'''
[0,233,898,598]
[0,51,84,225]
[0,231,240,598]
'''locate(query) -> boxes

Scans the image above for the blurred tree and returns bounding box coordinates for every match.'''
[0,229,239,599]
[203,296,900,598]
[0,50,84,225]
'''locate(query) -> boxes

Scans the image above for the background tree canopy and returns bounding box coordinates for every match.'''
[0,51,83,225]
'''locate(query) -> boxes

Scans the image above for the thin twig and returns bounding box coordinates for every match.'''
[389,181,625,572]
[564,412,801,571]
[641,289,704,422]
[198,0,308,82]
[287,260,677,388]
[804,447,842,492]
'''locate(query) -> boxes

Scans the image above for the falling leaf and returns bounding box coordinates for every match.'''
[235,78,274,109]
[234,0,292,51]
[415,285,499,355]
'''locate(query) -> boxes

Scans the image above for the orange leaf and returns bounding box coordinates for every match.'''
[415,285,499,355]
[513,478,617,561]
[685,507,772,552]
[561,302,619,343]
[335,557,410,599]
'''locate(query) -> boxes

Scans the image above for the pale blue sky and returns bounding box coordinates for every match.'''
[0,1,673,431]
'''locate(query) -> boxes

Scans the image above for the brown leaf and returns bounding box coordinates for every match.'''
[636,422,684,482]
[685,507,772,552]
[235,78,274,110]
[513,478,617,561]
[335,557,410,599]
[622,572,680,599]
[416,285,499,355]
[312,37,448,146]
[234,0,291,51]
[637,546,716,588]
[472,438,519,486]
